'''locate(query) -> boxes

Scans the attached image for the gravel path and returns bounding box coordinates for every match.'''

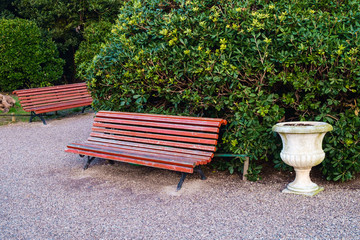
[0,113,359,239]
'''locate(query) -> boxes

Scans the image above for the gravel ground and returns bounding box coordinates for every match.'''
[0,113,359,240]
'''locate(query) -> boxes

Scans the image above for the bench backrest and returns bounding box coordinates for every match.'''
[13,82,92,113]
[87,111,227,158]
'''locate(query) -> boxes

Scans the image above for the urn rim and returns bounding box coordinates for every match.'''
[272,121,333,134]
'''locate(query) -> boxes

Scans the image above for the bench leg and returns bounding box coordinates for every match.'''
[30,111,46,125]
[177,167,206,191]
[83,156,95,170]
[81,105,92,113]
[177,172,188,191]
[194,166,207,180]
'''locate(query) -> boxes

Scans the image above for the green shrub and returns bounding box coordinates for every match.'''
[0,18,64,91]
[85,0,360,181]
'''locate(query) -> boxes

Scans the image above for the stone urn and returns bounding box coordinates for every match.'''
[272,121,333,196]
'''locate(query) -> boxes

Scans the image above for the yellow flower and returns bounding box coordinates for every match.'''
[184,50,190,55]
[264,37,272,44]
[279,15,286,21]
[220,38,227,44]
[159,29,168,36]
[168,37,178,46]
[184,28,192,35]
[197,46,202,51]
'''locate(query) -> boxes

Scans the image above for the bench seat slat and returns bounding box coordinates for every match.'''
[90,132,217,152]
[94,117,220,133]
[92,122,219,139]
[77,142,210,165]
[91,127,218,145]
[87,137,214,157]
[33,102,92,114]
[20,94,91,107]
[67,143,200,167]
[96,112,222,127]
[20,97,90,108]
[65,148,194,173]
[82,141,210,164]
[24,98,92,113]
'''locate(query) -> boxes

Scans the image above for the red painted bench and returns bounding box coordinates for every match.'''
[65,111,227,190]
[13,82,92,124]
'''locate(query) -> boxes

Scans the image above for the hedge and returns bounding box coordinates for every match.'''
[83,0,360,181]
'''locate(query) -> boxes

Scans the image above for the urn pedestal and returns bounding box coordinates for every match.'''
[272,122,333,196]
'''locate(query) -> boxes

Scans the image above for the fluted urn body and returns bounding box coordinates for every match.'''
[273,122,333,196]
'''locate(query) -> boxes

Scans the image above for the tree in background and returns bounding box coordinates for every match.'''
[10,0,124,83]
[0,1,15,18]
[0,18,64,91]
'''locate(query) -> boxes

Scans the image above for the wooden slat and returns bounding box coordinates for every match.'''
[94,117,220,133]
[17,87,89,98]
[25,100,92,114]
[82,141,210,164]
[18,89,90,102]
[93,122,219,139]
[67,143,198,167]
[20,94,90,107]
[24,98,92,112]
[13,83,87,95]
[96,111,222,127]
[65,148,194,173]
[90,132,217,152]
[100,110,227,125]
[87,137,214,157]
[21,96,91,108]
[75,142,210,164]
[34,103,92,114]
[91,127,218,145]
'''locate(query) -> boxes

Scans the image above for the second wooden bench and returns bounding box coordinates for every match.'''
[13,82,92,124]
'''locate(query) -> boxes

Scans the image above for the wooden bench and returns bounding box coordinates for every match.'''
[65,111,227,190]
[13,82,92,124]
